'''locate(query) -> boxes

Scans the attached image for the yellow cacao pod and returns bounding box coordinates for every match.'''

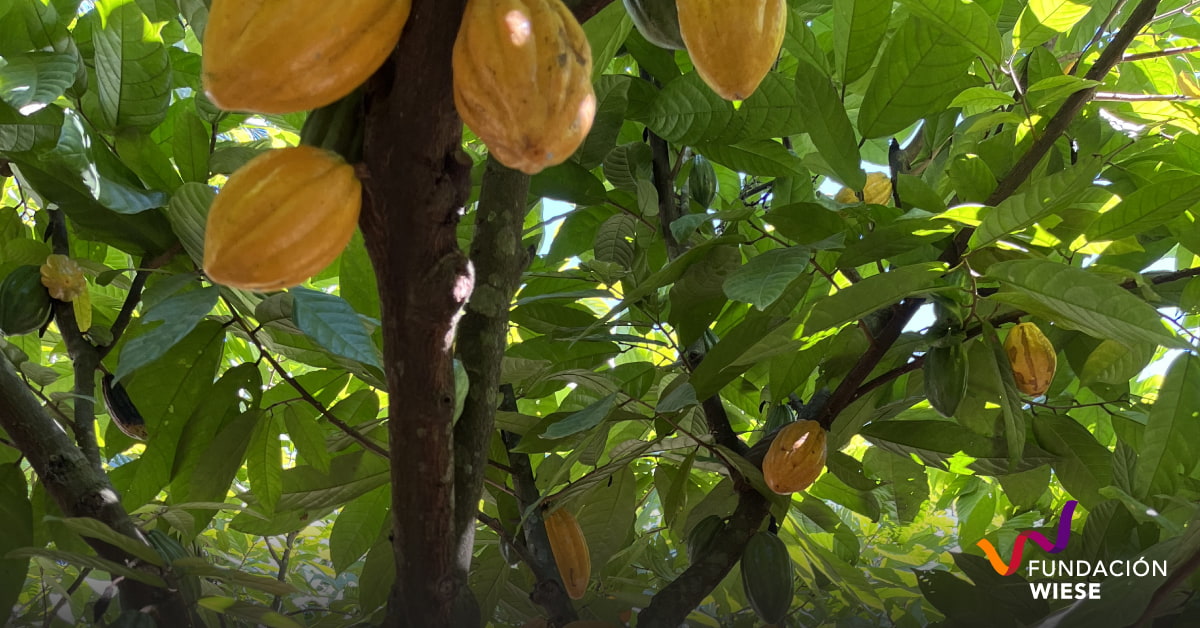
[833,172,892,205]
[543,507,590,600]
[1004,322,1057,396]
[863,172,893,205]
[762,420,827,495]
[203,0,412,114]
[40,254,87,302]
[453,0,596,174]
[203,146,361,291]
[677,0,787,101]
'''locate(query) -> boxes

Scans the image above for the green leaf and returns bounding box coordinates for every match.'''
[195,598,302,628]
[985,260,1187,349]
[283,404,331,475]
[581,1,631,82]
[833,0,892,84]
[858,16,976,139]
[94,1,171,129]
[1134,354,1200,498]
[1014,0,1092,49]
[291,288,382,369]
[174,558,299,596]
[529,160,607,205]
[897,0,1003,65]
[642,72,737,144]
[246,411,283,514]
[115,285,219,382]
[798,263,948,337]
[861,420,1055,475]
[543,393,617,439]
[0,463,32,617]
[979,322,1026,471]
[695,140,805,177]
[52,517,162,567]
[1087,175,1200,242]
[166,182,212,267]
[0,51,78,109]
[0,99,63,152]
[6,547,165,587]
[1032,414,1113,508]
[171,109,210,184]
[723,246,811,310]
[862,447,928,524]
[329,485,389,574]
[794,61,865,189]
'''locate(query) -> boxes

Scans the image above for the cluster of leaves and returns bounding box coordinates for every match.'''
[1,0,1200,626]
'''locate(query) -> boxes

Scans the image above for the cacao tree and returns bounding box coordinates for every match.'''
[1,0,1200,626]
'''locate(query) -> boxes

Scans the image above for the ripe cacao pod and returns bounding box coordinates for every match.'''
[0,266,53,336]
[688,155,717,209]
[833,172,892,205]
[203,0,412,114]
[543,507,590,600]
[762,419,826,494]
[677,0,787,101]
[40,255,87,302]
[624,0,685,50]
[1004,322,1057,396]
[453,0,596,174]
[924,342,968,418]
[203,146,361,291]
[741,531,793,625]
[686,514,725,561]
[863,172,893,205]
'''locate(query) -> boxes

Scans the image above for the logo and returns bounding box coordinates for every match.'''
[977,500,1078,576]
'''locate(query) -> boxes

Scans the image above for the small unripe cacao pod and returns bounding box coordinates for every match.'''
[453,0,596,174]
[686,514,725,561]
[688,155,717,209]
[203,0,412,113]
[1004,322,1057,396]
[741,531,793,625]
[0,266,52,336]
[543,507,590,600]
[925,341,968,418]
[677,0,787,101]
[40,254,87,302]
[762,419,826,494]
[203,146,361,292]
[624,0,686,50]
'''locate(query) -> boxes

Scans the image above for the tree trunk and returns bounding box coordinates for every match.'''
[360,1,473,625]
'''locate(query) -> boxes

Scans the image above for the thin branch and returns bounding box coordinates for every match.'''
[98,270,150,360]
[1121,43,1200,62]
[269,531,297,612]
[226,300,388,459]
[1071,0,1130,75]
[1093,92,1200,101]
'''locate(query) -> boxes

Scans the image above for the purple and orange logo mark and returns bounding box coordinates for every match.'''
[976,500,1078,576]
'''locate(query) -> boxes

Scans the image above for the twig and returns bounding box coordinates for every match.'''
[1121,43,1200,62]
[1093,92,1200,101]
[225,299,388,459]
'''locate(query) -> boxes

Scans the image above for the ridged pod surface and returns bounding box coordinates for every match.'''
[0,266,52,336]
[624,0,686,49]
[834,172,892,205]
[453,0,596,174]
[543,507,591,599]
[762,419,827,494]
[741,531,793,624]
[204,146,361,291]
[925,342,968,418]
[677,0,786,100]
[1004,322,1057,396]
[203,0,412,113]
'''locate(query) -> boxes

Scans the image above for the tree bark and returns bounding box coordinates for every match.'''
[360,1,473,625]
[0,357,189,625]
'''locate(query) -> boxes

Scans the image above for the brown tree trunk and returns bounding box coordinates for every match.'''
[359,1,473,625]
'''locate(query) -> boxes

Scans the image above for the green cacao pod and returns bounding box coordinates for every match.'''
[1004,322,1057,396]
[686,515,725,561]
[762,419,826,494]
[924,342,968,418]
[741,531,793,624]
[763,404,794,433]
[688,155,717,209]
[0,266,53,336]
[624,0,685,50]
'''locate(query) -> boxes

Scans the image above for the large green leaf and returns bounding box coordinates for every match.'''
[858,16,976,139]
[896,0,1002,65]
[1086,175,1200,242]
[1134,354,1200,498]
[94,0,171,129]
[722,246,811,310]
[0,51,77,109]
[291,288,383,370]
[115,285,218,381]
[794,61,865,189]
[832,0,892,85]
[329,485,389,574]
[985,260,1187,349]
[1032,414,1113,508]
